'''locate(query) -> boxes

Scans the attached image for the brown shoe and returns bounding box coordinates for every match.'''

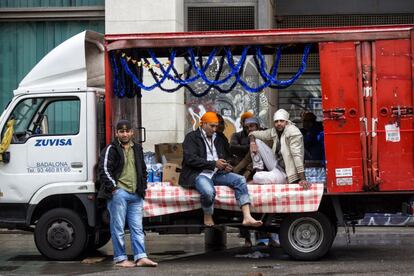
[115,260,136,268]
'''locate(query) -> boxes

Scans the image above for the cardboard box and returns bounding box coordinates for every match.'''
[162,163,181,186]
[155,143,183,165]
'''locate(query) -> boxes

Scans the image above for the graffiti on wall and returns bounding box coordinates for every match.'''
[185,56,270,139]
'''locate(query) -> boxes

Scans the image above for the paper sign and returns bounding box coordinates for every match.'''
[335,168,353,177]
[385,123,400,142]
[336,177,353,186]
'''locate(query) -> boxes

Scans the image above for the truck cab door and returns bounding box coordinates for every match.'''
[0,94,87,222]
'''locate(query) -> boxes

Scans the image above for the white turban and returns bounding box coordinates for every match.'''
[273,109,290,122]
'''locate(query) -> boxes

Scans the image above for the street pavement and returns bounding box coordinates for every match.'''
[0,227,413,275]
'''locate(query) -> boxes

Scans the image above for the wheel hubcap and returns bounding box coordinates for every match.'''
[47,221,74,250]
[288,217,324,253]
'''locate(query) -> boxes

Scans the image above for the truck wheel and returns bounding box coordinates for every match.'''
[280,212,334,261]
[34,208,87,261]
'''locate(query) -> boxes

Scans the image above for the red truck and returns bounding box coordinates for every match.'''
[104,24,414,260]
[0,25,413,261]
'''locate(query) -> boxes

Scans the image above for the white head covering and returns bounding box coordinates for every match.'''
[273,109,290,122]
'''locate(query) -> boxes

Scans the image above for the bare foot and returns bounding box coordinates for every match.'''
[115,260,136,268]
[242,217,263,227]
[204,214,215,226]
[136,257,158,267]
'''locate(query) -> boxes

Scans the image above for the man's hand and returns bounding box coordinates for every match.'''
[224,163,233,173]
[299,180,311,190]
[250,142,258,154]
[216,159,228,170]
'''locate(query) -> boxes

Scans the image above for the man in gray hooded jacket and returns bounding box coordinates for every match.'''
[248,109,310,188]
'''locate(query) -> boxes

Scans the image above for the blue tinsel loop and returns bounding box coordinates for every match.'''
[226,47,271,93]
[148,48,217,85]
[143,56,212,97]
[120,50,176,91]
[252,47,290,89]
[189,46,249,86]
[257,44,311,86]
[110,51,125,97]
[145,54,236,97]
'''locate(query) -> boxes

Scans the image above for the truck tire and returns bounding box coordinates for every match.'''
[280,212,334,261]
[34,208,88,261]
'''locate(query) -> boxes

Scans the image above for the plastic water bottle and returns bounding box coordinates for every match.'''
[146,164,153,182]
[305,167,326,183]
[152,163,163,182]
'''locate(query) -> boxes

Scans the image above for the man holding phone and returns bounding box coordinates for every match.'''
[179,111,262,228]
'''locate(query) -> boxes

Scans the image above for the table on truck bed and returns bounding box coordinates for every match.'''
[144,183,324,217]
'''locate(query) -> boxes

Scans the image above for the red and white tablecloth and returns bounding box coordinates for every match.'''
[144,182,324,217]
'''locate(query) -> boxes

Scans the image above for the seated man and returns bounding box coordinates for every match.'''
[232,116,260,181]
[179,111,262,227]
[249,109,310,189]
[233,116,281,247]
[230,112,254,166]
[234,117,286,184]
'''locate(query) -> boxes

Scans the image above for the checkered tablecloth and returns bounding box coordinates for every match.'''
[144,182,324,217]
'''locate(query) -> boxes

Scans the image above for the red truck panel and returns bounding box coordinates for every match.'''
[319,42,364,193]
[375,39,414,191]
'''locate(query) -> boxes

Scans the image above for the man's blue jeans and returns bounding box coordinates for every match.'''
[194,171,251,215]
[107,188,147,263]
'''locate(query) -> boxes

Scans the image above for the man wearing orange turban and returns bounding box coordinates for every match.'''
[240,111,254,124]
[179,111,262,227]
[200,111,219,124]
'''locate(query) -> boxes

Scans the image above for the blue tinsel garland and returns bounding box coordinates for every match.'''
[111,44,311,98]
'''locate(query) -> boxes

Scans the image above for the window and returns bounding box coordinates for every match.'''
[4,97,80,143]
[43,99,80,135]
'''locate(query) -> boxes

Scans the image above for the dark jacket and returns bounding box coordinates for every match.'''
[230,129,250,159]
[97,140,147,200]
[179,128,231,188]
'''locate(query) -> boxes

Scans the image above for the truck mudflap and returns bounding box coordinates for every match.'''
[144,183,324,217]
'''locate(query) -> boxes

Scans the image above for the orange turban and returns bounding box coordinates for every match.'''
[240,111,254,121]
[200,111,219,123]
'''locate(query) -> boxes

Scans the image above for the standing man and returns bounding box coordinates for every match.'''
[98,119,158,268]
[179,111,262,227]
[249,109,310,188]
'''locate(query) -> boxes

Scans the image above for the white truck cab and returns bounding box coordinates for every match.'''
[0,31,106,260]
